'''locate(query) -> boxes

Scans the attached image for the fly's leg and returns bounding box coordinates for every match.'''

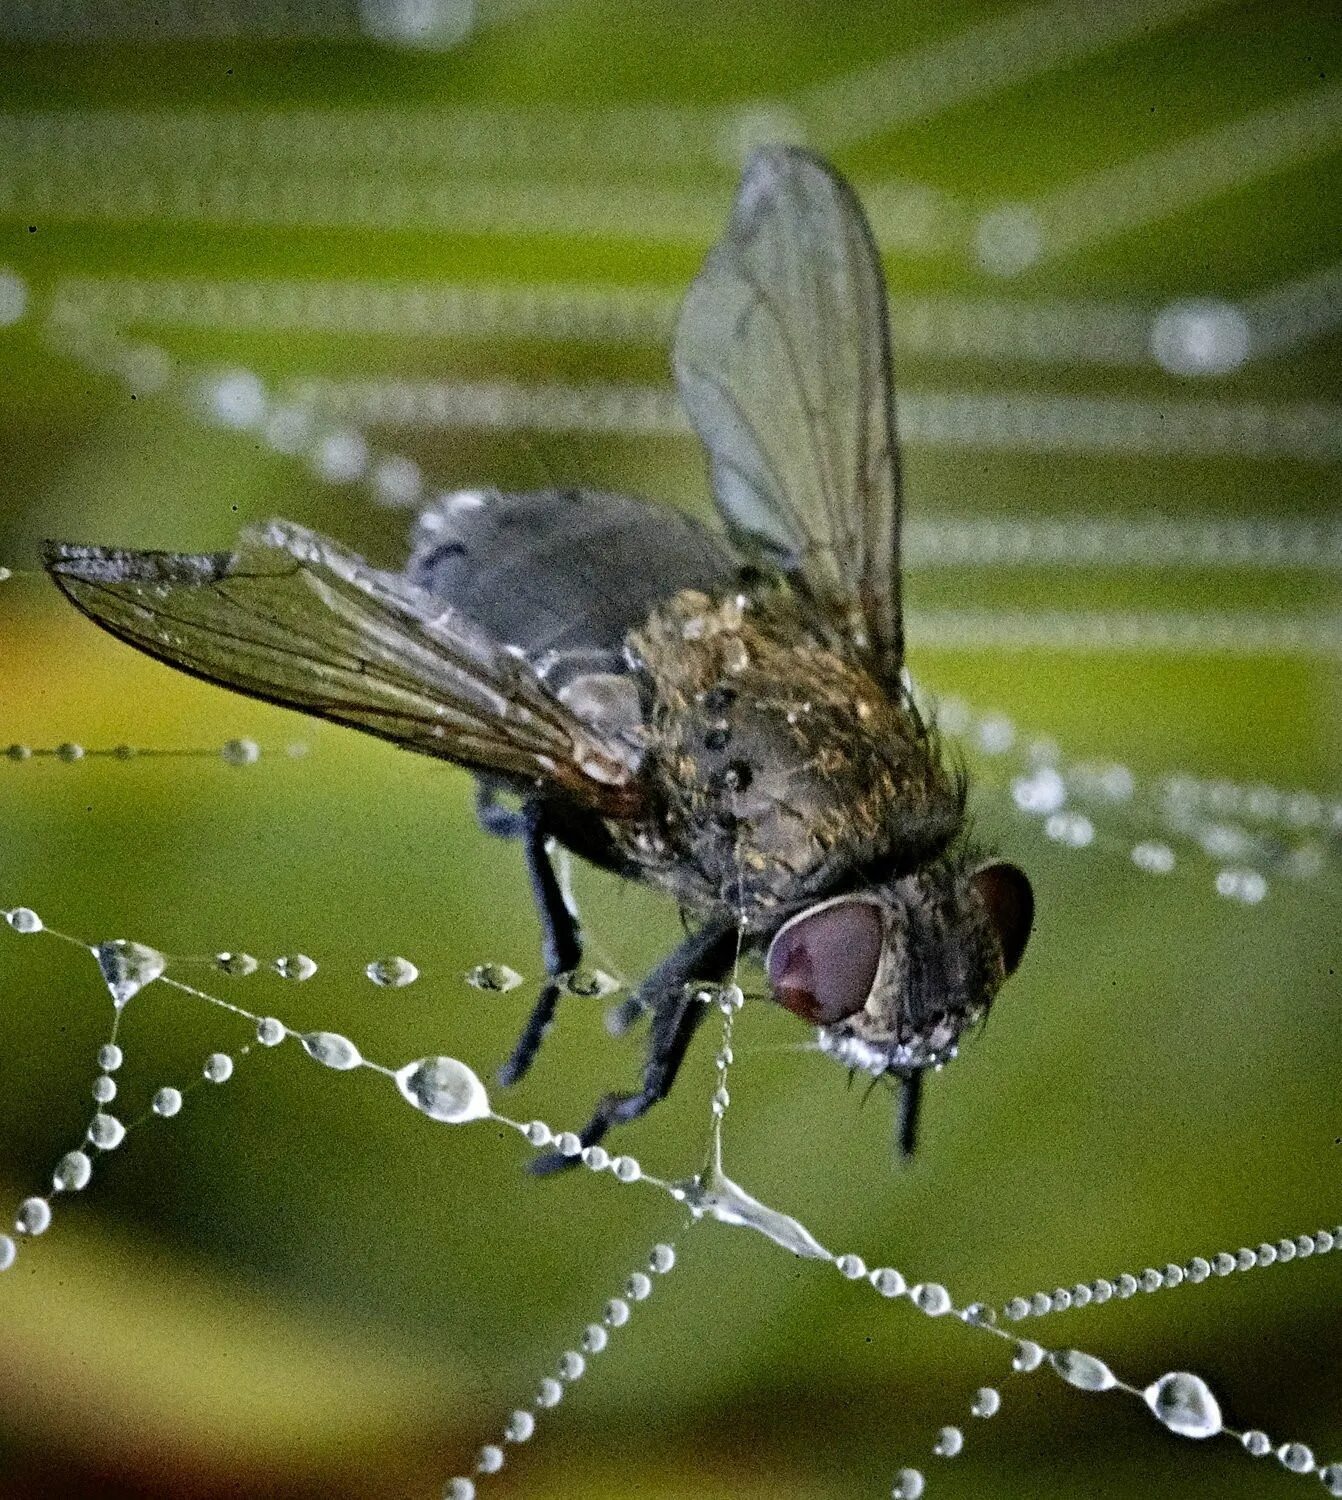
[475,782,582,1087]
[530,919,739,1174]
[895,1070,924,1160]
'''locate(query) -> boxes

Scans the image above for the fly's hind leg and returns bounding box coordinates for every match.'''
[475,781,582,1087]
[895,1070,924,1161]
[530,918,739,1174]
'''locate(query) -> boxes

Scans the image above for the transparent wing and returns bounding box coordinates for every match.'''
[43,520,644,816]
[674,146,904,679]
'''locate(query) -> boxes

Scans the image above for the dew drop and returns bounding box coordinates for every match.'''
[91,1074,117,1104]
[221,737,261,766]
[933,1425,964,1457]
[444,1480,475,1500]
[580,1323,608,1354]
[1143,1371,1222,1439]
[256,1017,286,1047]
[5,907,43,933]
[677,1167,829,1260]
[504,1409,535,1443]
[625,1272,653,1302]
[395,1056,490,1123]
[963,1302,996,1326]
[871,1267,906,1298]
[55,741,84,762]
[524,1120,552,1147]
[215,951,259,977]
[1185,1256,1210,1283]
[1090,1278,1113,1303]
[97,1042,124,1072]
[1278,1443,1315,1474]
[15,1196,51,1236]
[1029,1291,1051,1316]
[1256,1242,1277,1267]
[1139,1267,1162,1293]
[1050,1349,1116,1391]
[466,962,521,992]
[558,1351,586,1381]
[971,1387,1001,1419]
[556,1131,582,1157]
[613,1155,641,1183]
[366,955,419,988]
[273,953,317,981]
[581,1145,610,1171]
[1318,1461,1342,1494]
[837,1253,867,1280]
[6,743,31,760]
[1241,1430,1271,1457]
[94,939,166,1007]
[0,1236,15,1271]
[1012,1341,1045,1373]
[476,1444,504,1474]
[534,1378,563,1409]
[891,1467,925,1499]
[1004,1296,1029,1320]
[1163,1262,1185,1287]
[563,968,621,998]
[603,1298,630,1328]
[912,1282,952,1316]
[301,1031,362,1070]
[649,1244,675,1274]
[203,1052,234,1083]
[1212,1251,1236,1276]
[87,1112,126,1150]
[53,1150,93,1193]
[1115,1273,1138,1297]
[152,1086,183,1118]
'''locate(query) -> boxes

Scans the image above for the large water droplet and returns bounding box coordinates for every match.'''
[0,1235,15,1270]
[444,1479,475,1500]
[221,737,260,766]
[676,1167,829,1260]
[1318,1461,1342,1494]
[94,939,166,1007]
[933,1425,963,1457]
[971,1387,1001,1418]
[475,1444,504,1474]
[466,962,522,992]
[53,1150,93,1192]
[301,1032,362,1070]
[1241,1430,1271,1457]
[504,1409,535,1443]
[97,1042,123,1072]
[395,1056,490,1123]
[1277,1443,1315,1474]
[1012,1341,1045,1373]
[15,1197,51,1236]
[273,953,318,981]
[152,1086,183,1117]
[563,968,621,998]
[5,907,43,933]
[256,1017,286,1047]
[1050,1349,1117,1391]
[366,955,419,988]
[203,1052,235,1083]
[891,1468,925,1499]
[87,1112,126,1150]
[215,951,259,977]
[1143,1371,1222,1439]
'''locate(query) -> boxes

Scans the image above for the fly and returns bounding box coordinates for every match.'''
[44,147,1033,1166]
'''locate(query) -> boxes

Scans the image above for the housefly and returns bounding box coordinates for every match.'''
[45,147,1033,1165]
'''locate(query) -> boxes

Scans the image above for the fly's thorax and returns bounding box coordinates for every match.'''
[626,587,963,916]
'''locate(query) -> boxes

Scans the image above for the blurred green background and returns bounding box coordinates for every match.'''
[1,2,1340,1496]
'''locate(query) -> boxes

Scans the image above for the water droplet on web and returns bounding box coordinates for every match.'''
[220,737,260,766]
[524,1120,552,1147]
[1241,1430,1271,1457]
[871,1267,906,1297]
[971,1387,1001,1418]
[475,1443,505,1474]
[1319,1461,1342,1494]
[301,1031,362,1070]
[649,1244,675,1274]
[603,1298,630,1328]
[504,1409,534,1443]
[0,1236,15,1271]
[466,962,521,992]
[891,1467,925,1498]
[1050,1349,1116,1391]
[215,952,259,976]
[625,1272,653,1302]
[53,1150,92,1192]
[100,1044,125,1071]
[87,1112,126,1150]
[612,1154,640,1182]
[912,1282,952,1316]
[94,939,166,1007]
[272,953,317,981]
[152,1086,183,1118]
[256,1017,286,1047]
[676,1167,830,1260]
[557,1351,585,1382]
[91,1074,116,1104]
[5,908,43,934]
[395,1056,490,1123]
[55,742,84,762]
[581,1145,610,1171]
[933,1425,963,1457]
[836,1253,867,1280]
[203,1052,234,1083]
[443,1479,475,1500]
[1012,1341,1044,1372]
[15,1196,51,1236]
[534,1378,563,1408]
[1143,1371,1222,1439]
[580,1322,608,1354]
[6,743,32,760]
[366,955,419,988]
[555,1132,582,1157]
[1277,1442,1315,1473]
[563,967,621,998]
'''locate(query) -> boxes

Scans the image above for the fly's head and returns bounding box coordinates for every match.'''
[764,854,1033,1076]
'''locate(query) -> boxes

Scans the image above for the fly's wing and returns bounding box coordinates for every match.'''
[673,146,904,682]
[43,521,645,816]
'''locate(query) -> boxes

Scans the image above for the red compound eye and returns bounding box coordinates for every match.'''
[765,900,883,1025]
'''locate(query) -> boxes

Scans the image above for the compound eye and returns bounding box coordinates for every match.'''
[765,900,883,1025]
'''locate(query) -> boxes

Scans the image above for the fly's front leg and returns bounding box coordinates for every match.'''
[475,782,582,1087]
[530,918,740,1174]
